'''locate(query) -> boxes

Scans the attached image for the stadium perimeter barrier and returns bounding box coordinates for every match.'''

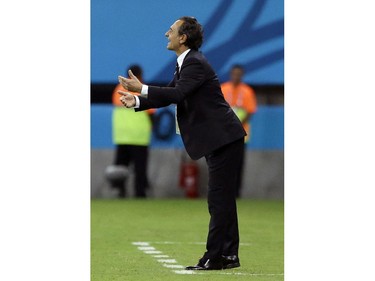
[91,104,284,199]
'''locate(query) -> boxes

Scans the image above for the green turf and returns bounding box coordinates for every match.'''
[91,199,284,281]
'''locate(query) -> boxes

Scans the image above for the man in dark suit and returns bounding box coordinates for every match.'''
[118,16,246,270]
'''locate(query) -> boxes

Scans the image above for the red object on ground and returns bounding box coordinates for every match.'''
[179,161,199,198]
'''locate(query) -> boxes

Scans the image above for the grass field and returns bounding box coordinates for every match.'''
[91,199,284,281]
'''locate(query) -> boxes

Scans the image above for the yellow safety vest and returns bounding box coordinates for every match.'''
[112,107,152,146]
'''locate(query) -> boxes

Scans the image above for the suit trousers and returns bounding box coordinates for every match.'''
[203,137,244,260]
[234,141,246,198]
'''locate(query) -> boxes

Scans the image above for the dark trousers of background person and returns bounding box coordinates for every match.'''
[112,144,149,198]
[203,137,244,261]
[235,141,246,198]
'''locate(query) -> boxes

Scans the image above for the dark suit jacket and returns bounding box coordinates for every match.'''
[136,49,246,160]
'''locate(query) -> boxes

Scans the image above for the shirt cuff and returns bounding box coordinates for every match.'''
[134,95,140,108]
[141,84,149,97]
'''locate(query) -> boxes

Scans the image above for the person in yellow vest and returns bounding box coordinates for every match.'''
[110,65,155,198]
[221,64,257,198]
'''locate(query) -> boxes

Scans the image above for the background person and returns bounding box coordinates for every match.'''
[109,65,155,198]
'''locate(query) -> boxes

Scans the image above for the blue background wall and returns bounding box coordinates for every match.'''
[91,0,284,84]
[91,0,284,151]
[91,105,284,150]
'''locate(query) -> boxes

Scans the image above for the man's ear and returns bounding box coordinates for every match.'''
[179,34,187,45]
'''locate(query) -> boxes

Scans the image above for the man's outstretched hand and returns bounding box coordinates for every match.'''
[118,91,136,108]
[118,70,142,93]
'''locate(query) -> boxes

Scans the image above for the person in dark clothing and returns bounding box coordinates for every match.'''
[118,17,245,270]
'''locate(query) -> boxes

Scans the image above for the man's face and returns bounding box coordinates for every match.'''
[165,20,184,51]
[230,68,244,85]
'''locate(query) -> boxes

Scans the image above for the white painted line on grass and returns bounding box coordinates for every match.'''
[163,264,184,269]
[157,259,177,263]
[133,242,281,276]
[174,270,284,277]
[174,270,195,275]
[153,255,169,258]
[203,272,284,276]
[144,250,162,254]
[133,242,195,275]
[132,242,149,246]
[152,241,251,246]
[137,246,155,250]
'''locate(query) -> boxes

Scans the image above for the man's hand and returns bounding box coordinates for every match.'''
[118,70,142,93]
[118,91,136,108]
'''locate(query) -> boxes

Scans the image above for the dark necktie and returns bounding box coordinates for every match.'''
[175,63,180,79]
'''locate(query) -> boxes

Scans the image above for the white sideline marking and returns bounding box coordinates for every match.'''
[133,242,189,275]
[163,264,184,269]
[153,255,169,258]
[152,241,251,246]
[174,270,195,275]
[144,250,162,254]
[205,272,284,276]
[157,259,177,263]
[133,242,281,277]
[132,242,149,246]
[138,246,155,250]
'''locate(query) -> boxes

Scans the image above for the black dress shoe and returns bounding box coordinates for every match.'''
[185,258,223,270]
[185,257,206,270]
[222,255,240,269]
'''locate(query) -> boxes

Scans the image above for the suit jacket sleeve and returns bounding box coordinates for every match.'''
[135,78,175,112]
[147,57,205,105]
